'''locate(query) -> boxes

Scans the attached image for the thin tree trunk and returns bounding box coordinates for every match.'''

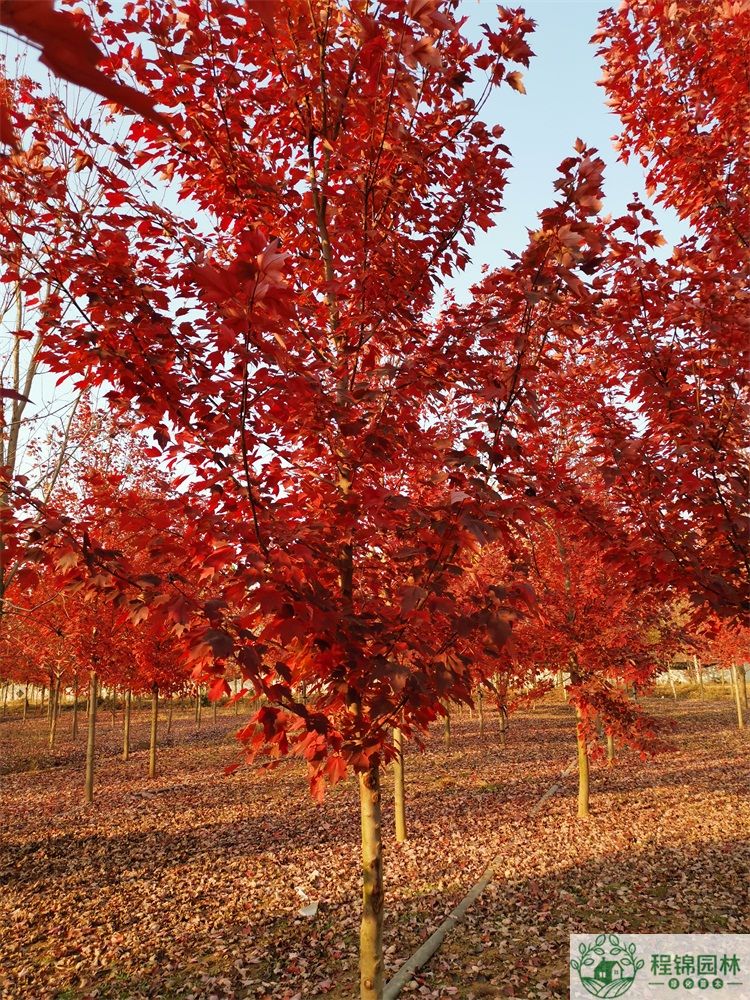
[39,684,45,718]
[195,687,202,728]
[111,687,117,729]
[72,677,79,741]
[122,689,131,761]
[738,664,748,710]
[359,763,384,1000]
[668,666,677,700]
[478,689,485,738]
[149,684,158,778]
[1,682,8,717]
[732,664,745,730]
[443,707,451,747]
[393,728,406,844]
[22,682,28,723]
[167,695,173,735]
[576,708,590,819]
[693,655,704,699]
[84,672,98,804]
[213,698,218,726]
[48,675,61,749]
[606,732,615,764]
[499,703,508,746]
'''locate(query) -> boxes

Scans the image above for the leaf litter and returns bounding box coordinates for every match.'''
[0,697,747,999]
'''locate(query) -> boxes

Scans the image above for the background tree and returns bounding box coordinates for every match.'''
[596,0,749,251]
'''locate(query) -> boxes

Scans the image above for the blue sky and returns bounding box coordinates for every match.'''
[453,0,682,298]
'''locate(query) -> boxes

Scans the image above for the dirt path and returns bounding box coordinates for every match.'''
[0,697,747,999]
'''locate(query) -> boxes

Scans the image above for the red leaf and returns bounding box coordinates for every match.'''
[204,628,233,658]
[1,1,171,129]
[0,91,19,150]
[309,770,326,804]
[510,581,537,610]
[246,0,282,31]
[72,150,94,172]
[40,47,170,128]
[400,585,427,613]
[166,594,191,625]
[1,1,100,63]
[237,645,261,676]
[0,388,30,403]
[325,754,347,785]
[208,677,230,702]
[14,566,39,591]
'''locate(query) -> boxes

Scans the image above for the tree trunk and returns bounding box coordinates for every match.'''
[195,687,202,728]
[39,684,45,718]
[22,682,28,723]
[72,678,80,741]
[738,664,748,711]
[359,763,384,1000]
[606,732,615,764]
[732,664,745,730]
[499,704,508,746]
[84,672,98,804]
[48,675,61,749]
[122,688,132,761]
[393,728,406,844]
[111,687,117,729]
[213,698,218,726]
[478,688,485,738]
[576,708,590,819]
[149,684,158,778]
[167,695,173,735]
[668,666,677,700]
[443,707,451,747]
[694,655,704,699]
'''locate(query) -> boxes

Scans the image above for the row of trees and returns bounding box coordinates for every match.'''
[2,404,746,800]
[1,1,747,996]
